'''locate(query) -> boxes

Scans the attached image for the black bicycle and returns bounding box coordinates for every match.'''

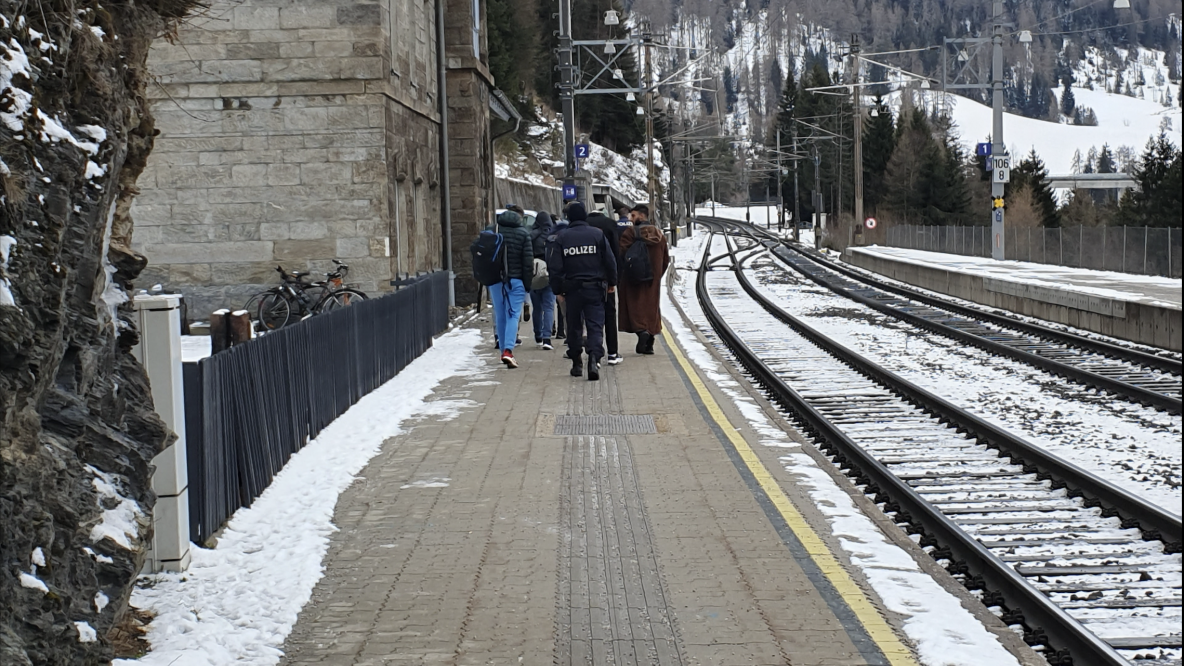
[248,260,367,331]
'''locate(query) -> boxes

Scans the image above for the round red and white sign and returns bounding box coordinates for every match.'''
[865,217,877,229]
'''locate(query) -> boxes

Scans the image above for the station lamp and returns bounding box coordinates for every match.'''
[604,40,616,54]
[604,9,620,25]
[626,92,636,101]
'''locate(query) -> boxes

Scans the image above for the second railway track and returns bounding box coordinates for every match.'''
[705,217,1182,415]
[691,223,1181,666]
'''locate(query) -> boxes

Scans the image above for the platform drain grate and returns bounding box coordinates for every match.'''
[553,414,657,435]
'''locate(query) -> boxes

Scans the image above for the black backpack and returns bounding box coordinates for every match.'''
[470,230,507,286]
[623,237,653,283]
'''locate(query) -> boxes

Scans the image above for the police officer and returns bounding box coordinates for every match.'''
[548,202,618,381]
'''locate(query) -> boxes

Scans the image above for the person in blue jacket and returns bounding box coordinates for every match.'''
[547,202,617,381]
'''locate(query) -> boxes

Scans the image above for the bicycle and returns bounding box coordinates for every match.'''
[248,260,368,331]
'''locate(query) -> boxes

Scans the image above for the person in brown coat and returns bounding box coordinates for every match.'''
[617,205,671,355]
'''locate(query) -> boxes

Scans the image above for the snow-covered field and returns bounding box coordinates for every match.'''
[665,233,1026,666]
[115,328,486,666]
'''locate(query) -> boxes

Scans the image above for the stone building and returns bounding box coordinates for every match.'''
[133,0,497,313]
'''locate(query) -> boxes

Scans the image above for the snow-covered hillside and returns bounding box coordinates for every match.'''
[495,110,669,205]
[898,86,1181,175]
[651,7,1181,175]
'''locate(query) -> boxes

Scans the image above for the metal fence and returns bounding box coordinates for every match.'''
[182,271,450,543]
[885,225,1183,278]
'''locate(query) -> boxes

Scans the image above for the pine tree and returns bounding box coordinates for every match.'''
[774,63,797,139]
[1060,78,1076,118]
[1096,144,1116,173]
[1014,149,1060,227]
[883,108,934,224]
[1118,132,1183,227]
[862,96,896,213]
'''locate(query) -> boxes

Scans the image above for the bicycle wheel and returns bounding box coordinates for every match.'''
[258,291,292,330]
[320,288,368,312]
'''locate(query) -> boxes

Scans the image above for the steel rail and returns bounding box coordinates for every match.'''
[693,222,1180,665]
[707,220,1182,414]
[727,219,1182,377]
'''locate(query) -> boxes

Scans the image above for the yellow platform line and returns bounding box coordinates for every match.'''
[662,327,918,665]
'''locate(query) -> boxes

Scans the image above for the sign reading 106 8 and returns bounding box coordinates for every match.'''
[991,155,1011,184]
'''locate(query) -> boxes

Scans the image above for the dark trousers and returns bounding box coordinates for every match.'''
[555,299,567,337]
[565,283,606,361]
[604,290,618,356]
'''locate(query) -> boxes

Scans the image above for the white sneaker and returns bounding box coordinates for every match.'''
[542,340,554,350]
[606,354,623,365]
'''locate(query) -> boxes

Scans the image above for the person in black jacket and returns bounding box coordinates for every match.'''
[490,210,534,368]
[548,202,617,381]
[586,209,625,365]
[528,211,556,350]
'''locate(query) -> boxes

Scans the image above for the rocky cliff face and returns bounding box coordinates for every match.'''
[0,1,197,663]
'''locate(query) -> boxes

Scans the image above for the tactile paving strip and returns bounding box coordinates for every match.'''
[554,414,657,435]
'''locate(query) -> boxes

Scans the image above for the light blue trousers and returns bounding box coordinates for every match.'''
[490,278,527,352]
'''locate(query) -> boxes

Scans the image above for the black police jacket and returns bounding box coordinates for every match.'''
[547,220,618,295]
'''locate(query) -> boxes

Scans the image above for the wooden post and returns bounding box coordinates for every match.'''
[210,309,230,354]
[228,310,252,347]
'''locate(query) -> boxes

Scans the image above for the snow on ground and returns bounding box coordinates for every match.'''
[115,327,486,666]
[694,205,818,247]
[180,335,211,363]
[852,245,1182,309]
[664,234,1024,666]
[898,87,1181,175]
[746,254,1182,513]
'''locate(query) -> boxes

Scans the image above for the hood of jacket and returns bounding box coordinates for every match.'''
[496,210,523,228]
[636,223,664,245]
[534,211,554,233]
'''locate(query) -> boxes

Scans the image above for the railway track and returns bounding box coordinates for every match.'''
[704,218,1181,415]
[691,223,1182,666]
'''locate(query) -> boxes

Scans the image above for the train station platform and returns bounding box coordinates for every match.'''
[843,245,1182,351]
[271,304,1032,666]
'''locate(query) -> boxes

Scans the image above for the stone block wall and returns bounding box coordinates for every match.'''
[134,0,448,317]
[444,0,495,306]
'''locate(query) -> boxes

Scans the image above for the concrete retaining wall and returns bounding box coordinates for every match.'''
[495,177,563,217]
[843,248,1182,351]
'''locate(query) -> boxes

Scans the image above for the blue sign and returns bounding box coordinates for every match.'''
[976,142,992,157]
[575,144,591,159]
[994,209,1004,223]
[562,184,578,201]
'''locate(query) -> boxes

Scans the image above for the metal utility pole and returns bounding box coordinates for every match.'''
[744,156,751,222]
[793,136,801,242]
[685,139,694,237]
[558,0,576,190]
[851,34,864,244]
[711,172,716,216]
[812,143,822,249]
[644,34,655,218]
[990,0,1007,260]
[776,130,784,232]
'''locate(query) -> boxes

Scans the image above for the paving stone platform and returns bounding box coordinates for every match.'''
[278,315,917,666]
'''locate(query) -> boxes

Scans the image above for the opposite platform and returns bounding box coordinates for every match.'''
[844,245,1182,350]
